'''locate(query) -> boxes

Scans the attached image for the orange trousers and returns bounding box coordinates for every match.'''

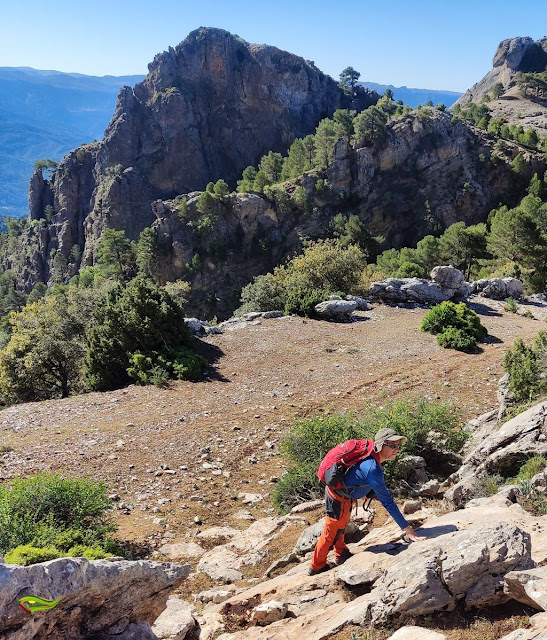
[310,487,352,570]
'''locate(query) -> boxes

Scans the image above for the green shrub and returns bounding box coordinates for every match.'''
[504,297,519,313]
[127,347,206,386]
[273,399,465,512]
[503,332,547,403]
[468,474,504,500]
[514,456,547,482]
[236,274,285,315]
[272,463,322,513]
[0,473,115,554]
[5,544,61,566]
[67,544,114,560]
[284,287,333,317]
[421,301,487,351]
[436,326,478,352]
[85,277,204,391]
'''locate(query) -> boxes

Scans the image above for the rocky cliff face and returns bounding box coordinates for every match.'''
[150,110,544,319]
[454,36,547,106]
[23,27,376,282]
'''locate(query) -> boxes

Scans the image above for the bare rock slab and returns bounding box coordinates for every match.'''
[389,627,447,639]
[0,557,189,640]
[505,566,547,610]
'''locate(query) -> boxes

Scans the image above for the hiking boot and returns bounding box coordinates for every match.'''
[307,564,332,576]
[335,549,353,565]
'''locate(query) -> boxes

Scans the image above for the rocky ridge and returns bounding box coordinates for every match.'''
[454,37,547,132]
[455,37,547,107]
[8,32,547,321]
[18,27,375,286]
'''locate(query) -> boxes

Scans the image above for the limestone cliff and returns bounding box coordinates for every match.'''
[23,27,376,283]
[453,37,547,131]
[455,36,547,106]
[150,110,544,319]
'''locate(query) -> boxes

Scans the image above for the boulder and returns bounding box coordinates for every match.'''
[290,499,323,514]
[445,400,547,508]
[184,318,222,336]
[194,585,240,605]
[345,295,371,311]
[314,299,357,320]
[504,566,547,610]
[197,548,244,583]
[152,596,196,639]
[395,455,429,485]
[369,278,448,305]
[430,266,470,298]
[418,479,440,497]
[471,277,523,299]
[0,557,189,640]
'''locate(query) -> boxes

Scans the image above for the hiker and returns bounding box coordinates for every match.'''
[308,427,427,576]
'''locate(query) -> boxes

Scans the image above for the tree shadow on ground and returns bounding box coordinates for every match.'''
[193,339,229,382]
[466,301,503,317]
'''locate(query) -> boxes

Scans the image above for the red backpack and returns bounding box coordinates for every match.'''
[317,439,375,489]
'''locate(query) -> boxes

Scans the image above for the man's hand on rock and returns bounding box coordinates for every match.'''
[403,525,427,542]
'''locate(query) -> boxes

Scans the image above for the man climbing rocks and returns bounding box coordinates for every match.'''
[308,427,427,576]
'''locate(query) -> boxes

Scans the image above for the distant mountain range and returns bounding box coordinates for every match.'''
[0,67,460,218]
[361,82,462,108]
[0,67,145,217]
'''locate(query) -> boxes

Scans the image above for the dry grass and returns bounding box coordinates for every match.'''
[330,603,535,640]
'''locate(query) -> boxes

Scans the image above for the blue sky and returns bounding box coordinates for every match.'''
[2,0,547,92]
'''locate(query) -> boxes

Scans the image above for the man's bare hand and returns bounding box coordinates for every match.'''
[403,525,427,542]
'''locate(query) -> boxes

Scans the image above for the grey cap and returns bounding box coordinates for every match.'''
[374,428,407,452]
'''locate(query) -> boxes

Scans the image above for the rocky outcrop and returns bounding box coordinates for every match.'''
[12,35,546,319]
[455,37,547,106]
[504,566,547,610]
[368,268,469,305]
[471,277,524,299]
[444,401,547,507]
[193,500,544,640]
[0,556,189,639]
[20,28,375,283]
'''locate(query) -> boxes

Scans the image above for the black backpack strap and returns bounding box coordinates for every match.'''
[363,489,375,512]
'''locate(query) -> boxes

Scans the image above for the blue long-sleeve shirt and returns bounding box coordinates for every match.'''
[343,455,409,530]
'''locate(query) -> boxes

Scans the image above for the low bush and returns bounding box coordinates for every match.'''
[436,326,477,352]
[67,544,114,560]
[0,473,116,556]
[284,287,334,317]
[236,274,284,315]
[273,398,466,512]
[4,544,61,566]
[127,347,207,386]
[513,456,547,483]
[421,301,487,352]
[236,240,366,317]
[504,297,519,313]
[503,332,547,403]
